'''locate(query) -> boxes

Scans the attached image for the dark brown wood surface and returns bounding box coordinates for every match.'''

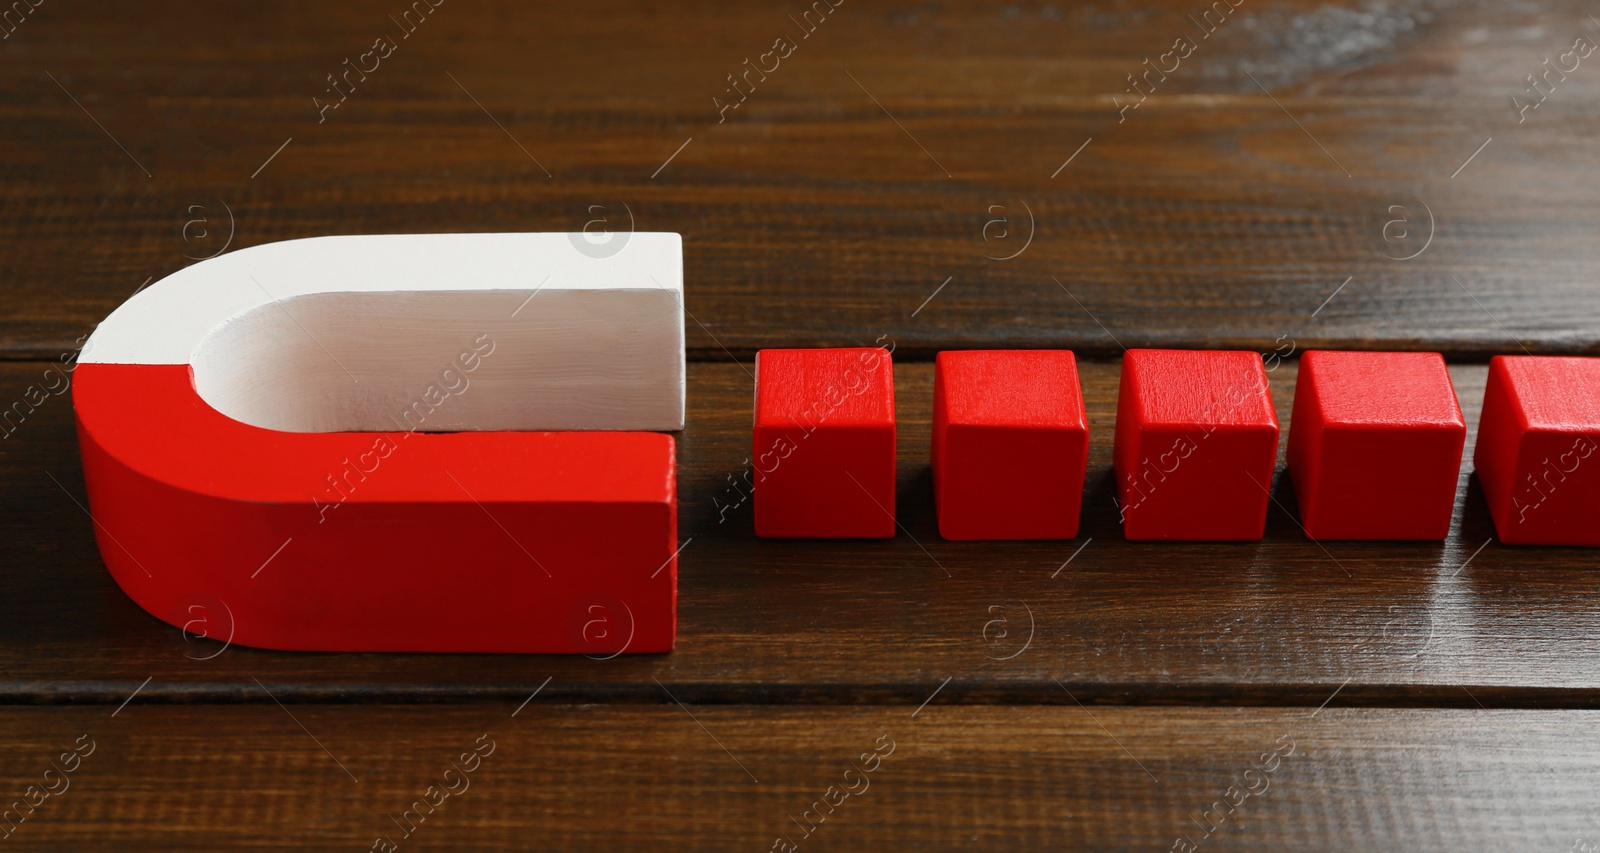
[2,705,1598,851]
[4,0,1600,359]
[5,0,1600,849]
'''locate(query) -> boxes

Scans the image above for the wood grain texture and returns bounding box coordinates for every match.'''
[2,0,1599,359]
[7,359,1600,706]
[8,1,1600,847]
[0,704,1594,851]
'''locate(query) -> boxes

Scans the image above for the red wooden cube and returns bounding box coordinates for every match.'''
[1287,351,1465,540]
[1113,349,1279,541]
[932,350,1089,540]
[1474,355,1600,546]
[753,348,896,538]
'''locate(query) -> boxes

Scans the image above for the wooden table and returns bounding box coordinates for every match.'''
[4,1,1600,849]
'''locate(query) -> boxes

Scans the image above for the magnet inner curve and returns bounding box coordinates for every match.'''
[72,232,685,654]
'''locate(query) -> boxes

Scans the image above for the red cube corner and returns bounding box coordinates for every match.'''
[1287,351,1465,540]
[1113,349,1280,541]
[753,347,896,538]
[1474,355,1600,546]
[932,350,1089,540]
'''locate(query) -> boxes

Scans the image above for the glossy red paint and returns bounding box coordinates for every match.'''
[753,348,896,538]
[1287,351,1465,540]
[1113,349,1279,541]
[932,350,1089,540]
[73,363,677,653]
[1473,355,1600,546]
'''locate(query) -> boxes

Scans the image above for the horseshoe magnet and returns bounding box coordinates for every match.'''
[72,232,684,654]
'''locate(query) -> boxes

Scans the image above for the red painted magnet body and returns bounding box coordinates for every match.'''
[73,233,685,653]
